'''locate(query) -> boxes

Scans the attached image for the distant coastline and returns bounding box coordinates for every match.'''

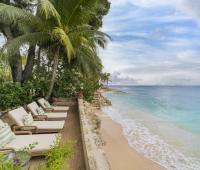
[99,86,127,94]
[108,85,200,87]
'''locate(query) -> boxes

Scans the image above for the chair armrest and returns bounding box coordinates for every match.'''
[52,104,68,107]
[14,131,32,135]
[44,108,54,112]
[13,125,38,133]
[33,115,47,121]
[0,148,15,154]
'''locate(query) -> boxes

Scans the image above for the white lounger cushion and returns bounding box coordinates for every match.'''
[27,102,44,116]
[8,107,29,126]
[38,98,69,111]
[0,123,15,147]
[32,121,65,130]
[0,119,4,126]
[27,102,67,119]
[8,107,65,130]
[23,114,34,125]
[6,134,57,152]
[38,98,52,109]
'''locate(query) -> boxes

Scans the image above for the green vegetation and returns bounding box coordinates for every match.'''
[0,0,111,110]
[38,136,74,170]
[0,81,46,110]
[0,53,11,82]
[0,142,37,170]
[0,137,74,170]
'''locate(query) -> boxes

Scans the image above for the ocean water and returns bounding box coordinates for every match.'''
[102,86,200,170]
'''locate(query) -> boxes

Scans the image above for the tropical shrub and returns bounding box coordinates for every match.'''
[0,53,12,83]
[54,67,101,102]
[40,136,74,170]
[0,83,33,110]
[0,80,48,110]
[0,0,111,109]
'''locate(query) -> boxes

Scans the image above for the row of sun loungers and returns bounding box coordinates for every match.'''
[0,98,69,156]
[28,102,67,120]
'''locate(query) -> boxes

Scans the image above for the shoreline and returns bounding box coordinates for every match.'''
[97,109,164,170]
[95,88,164,169]
[96,88,200,170]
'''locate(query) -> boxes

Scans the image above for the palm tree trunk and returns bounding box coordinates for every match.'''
[9,52,22,83]
[46,46,60,100]
[22,45,36,83]
[37,46,41,69]
[2,26,22,83]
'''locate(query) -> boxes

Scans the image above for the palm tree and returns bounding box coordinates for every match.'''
[0,1,74,99]
[101,72,111,86]
[50,0,110,76]
[0,0,110,99]
[0,0,36,83]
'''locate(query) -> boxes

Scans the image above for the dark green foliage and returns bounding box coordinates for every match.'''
[0,0,111,109]
[0,80,48,110]
[54,67,101,102]
[89,0,111,29]
[81,75,102,102]
[0,83,32,110]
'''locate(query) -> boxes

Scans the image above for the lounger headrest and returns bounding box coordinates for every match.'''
[8,107,28,126]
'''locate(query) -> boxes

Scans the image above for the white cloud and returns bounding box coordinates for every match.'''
[109,0,200,24]
[110,72,140,85]
[178,0,200,23]
[110,0,177,8]
[100,37,200,85]
[100,0,200,85]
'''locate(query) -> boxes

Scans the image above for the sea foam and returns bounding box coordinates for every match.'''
[102,106,200,170]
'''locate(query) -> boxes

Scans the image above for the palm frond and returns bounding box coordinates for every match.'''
[76,45,102,75]
[37,0,61,25]
[50,0,98,26]
[68,0,98,26]
[52,27,74,62]
[0,3,33,25]
[4,32,50,55]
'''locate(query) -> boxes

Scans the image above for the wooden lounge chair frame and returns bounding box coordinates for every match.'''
[8,108,64,134]
[0,130,54,156]
[27,102,67,121]
[38,98,69,112]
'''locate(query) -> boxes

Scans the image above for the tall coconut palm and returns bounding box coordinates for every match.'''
[0,1,74,99]
[0,0,36,83]
[70,26,110,76]
[0,0,110,98]
[51,0,110,75]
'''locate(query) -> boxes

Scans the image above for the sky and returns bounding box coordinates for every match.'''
[100,0,200,85]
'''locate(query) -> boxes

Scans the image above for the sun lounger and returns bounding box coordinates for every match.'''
[0,120,58,156]
[27,102,67,121]
[8,107,65,133]
[38,98,69,112]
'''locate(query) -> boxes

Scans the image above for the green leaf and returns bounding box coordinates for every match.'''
[52,27,74,62]
[37,0,61,26]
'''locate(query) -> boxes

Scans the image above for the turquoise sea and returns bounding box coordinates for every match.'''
[103,86,200,170]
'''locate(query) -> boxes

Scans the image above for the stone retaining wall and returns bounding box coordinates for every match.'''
[78,98,111,170]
